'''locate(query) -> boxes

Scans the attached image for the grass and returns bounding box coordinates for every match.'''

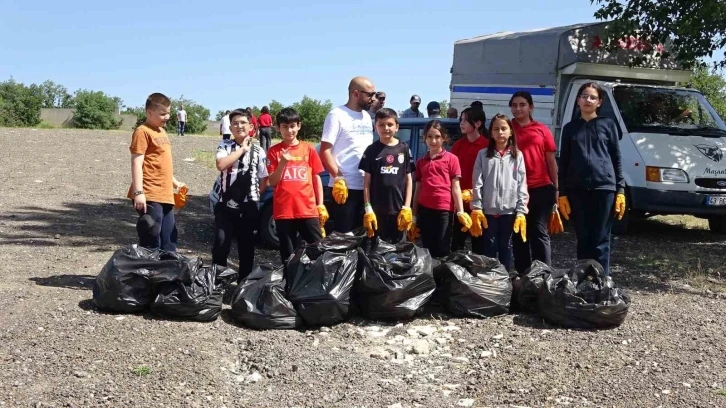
[193,150,217,170]
[37,121,58,129]
[715,389,726,397]
[132,365,151,376]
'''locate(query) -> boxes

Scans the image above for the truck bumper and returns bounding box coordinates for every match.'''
[630,187,726,216]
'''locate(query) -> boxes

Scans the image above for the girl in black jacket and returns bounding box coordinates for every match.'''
[558,82,626,275]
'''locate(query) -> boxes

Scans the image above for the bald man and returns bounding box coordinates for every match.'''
[320,76,376,233]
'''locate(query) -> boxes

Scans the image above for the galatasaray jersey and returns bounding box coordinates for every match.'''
[358,140,414,215]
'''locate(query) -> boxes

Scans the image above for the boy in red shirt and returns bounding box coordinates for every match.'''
[267,107,328,263]
[450,107,488,253]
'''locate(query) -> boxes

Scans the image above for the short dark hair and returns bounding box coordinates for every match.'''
[245,107,252,112]
[261,106,270,114]
[486,113,519,158]
[374,108,398,124]
[225,110,231,114]
[471,101,483,108]
[145,93,171,110]
[228,109,250,123]
[423,120,450,144]
[276,107,300,125]
[460,107,487,135]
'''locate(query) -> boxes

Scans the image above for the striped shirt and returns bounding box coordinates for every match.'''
[215,140,268,203]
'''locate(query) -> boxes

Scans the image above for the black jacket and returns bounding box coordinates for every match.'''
[559,116,624,195]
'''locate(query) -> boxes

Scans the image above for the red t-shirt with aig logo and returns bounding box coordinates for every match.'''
[267,141,324,220]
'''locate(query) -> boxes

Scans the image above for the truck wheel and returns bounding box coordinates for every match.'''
[259,204,280,249]
[708,216,726,234]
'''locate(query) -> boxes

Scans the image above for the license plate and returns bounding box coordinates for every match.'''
[706,196,726,206]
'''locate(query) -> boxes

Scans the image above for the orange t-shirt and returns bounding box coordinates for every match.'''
[126,124,174,205]
[266,141,324,220]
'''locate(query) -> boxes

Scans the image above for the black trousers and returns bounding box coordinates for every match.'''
[374,213,404,244]
[222,133,231,141]
[212,201,260,282]
[478,214,515,270]
[138,202,177,252]
[276,218,323,264]
[259,127,272,152]
[513,184,557,274]
[332,189,365,233]
[451,211,484,253]
[418,205,453,258]
[569,189,615,276]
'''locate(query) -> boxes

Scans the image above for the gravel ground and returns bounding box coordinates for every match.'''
[0,128,724,408]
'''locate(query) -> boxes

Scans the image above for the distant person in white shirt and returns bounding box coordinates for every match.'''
[401,95,424,118]
[220,110,232,140]
[367,91,386,118]
[320,76,377,233]
[177,105,187,136]
[426,101,441,118]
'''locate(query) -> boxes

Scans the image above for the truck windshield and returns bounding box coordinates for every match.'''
[613,86,726,135]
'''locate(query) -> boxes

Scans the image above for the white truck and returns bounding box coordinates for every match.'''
[450,22,726,234]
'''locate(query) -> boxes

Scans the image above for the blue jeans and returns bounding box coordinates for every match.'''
[478,214,514,270]
[178,121,186,136]
[569,189,615,275]
[138,202,178,252]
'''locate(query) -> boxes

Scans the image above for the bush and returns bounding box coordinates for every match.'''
[72,90,122,130]
[0,79,42,127]
[128,97,209,135]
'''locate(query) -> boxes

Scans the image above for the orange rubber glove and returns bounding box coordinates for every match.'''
[332,177,348,204]
[513,214,527,243]
[397,206,413,231]
[469,210,487,237]
[317,205,329,226]
[548,205,564,235]
[457,212,473,232]
[615,193,626,220]
[407,216,420,242]
[558,196,571,221]
[461,189,473,203]
[174,185,188,210]
[363,205,377,238]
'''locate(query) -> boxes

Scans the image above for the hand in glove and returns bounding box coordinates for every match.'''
[461,189,473,203]
[321,226,326,238]
[558,196,571,221]
[317,205,329,226]
[614,193,626,220]
[332,177,348,204]
[513,214,527,243]
[548,205,564,235]
[173,185,189,210]
[469,209,488,237]
[457,212,473,232]
[363,205,377,238]
[407,217,420,242]
[397,206,413,231]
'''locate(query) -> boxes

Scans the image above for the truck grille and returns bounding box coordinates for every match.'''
[695,178,726,189]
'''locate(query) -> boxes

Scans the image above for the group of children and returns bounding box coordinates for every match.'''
[131,82,624,283]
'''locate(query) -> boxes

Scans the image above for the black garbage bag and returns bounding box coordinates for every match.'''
[355,240,435,320]
[538,260,631,329]
[304,228,368,257]
[516,261,559,313]
[285,244,358,326]
[433,252,512,318]
[151,264,237,322]
[230,264,301,330]
[93,245,196,313]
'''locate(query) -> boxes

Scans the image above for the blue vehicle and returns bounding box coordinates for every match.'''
[209,118,462,248]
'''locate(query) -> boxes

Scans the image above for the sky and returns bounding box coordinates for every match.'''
[2,0,612,117]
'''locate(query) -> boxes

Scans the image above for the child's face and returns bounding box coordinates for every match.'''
[490,118,512,146]
[425,128,444,151]
[459,113,476,135]
[577,87,602,115]
[230,115,251,142]
[277,122,300,143]
[375,117,399,140]
[510,97,532,121]
[146,106,171,128]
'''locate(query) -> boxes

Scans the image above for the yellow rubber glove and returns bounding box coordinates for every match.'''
[469,209,488,237]
[558,196,571,221]
[548,205,564,235]
[461,189,473,203]
[317,205,329,226]
[457,212,473,232]
[332,177,348,204]
[513,214,527,243]
[363,205,377,238]
[321,227,326,238]
[615,193,626,220]
[407,217,420,242]
[397,206,413,231]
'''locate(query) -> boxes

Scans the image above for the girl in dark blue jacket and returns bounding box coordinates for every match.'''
[558,82,626,275]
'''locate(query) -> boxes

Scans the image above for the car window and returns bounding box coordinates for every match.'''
[415,124,462,160]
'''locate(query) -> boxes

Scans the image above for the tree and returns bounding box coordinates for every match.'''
[215,110,226,121]
[39,80,74,108]
[268,100,285,118]
[164,97,210,135]
[439,100,450,117]
[691,67,726,119]
[0,79,43,127]
[592,0,726,69]
[291,96,333,141]
[71,90,122,130]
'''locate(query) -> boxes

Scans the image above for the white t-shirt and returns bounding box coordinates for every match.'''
[177,109,187,122]
[321,105,373,190]
[221,115,231,135]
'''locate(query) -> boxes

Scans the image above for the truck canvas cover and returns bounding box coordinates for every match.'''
[451,22,681,87]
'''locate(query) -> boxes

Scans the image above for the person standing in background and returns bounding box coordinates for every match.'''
[426,101,441,118]
[176,105,187,136]
[401,95,424,118]
[367,91,386,118]
[246,107,258,137]
[447,107,458,119]
[220,110,231,141]
[257,106,274,152]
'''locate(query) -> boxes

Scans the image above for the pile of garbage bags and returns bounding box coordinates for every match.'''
[93,245,236,321]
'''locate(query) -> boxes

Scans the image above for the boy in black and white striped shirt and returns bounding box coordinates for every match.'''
[213,109,269,282]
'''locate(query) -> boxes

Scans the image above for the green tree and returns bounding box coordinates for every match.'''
[691,67,726,119]
[71,90,122,130]
[39,80,74,108]
[439,100,450,117]
[592,0,726,69]
[291,95,333,141]
[164,97,210,135]
[215,110,226,121]
[0,79,43,127]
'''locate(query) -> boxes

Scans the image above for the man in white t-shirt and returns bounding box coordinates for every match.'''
[320,76,376,233]
[177,105,187,136]
[220,110,232,140]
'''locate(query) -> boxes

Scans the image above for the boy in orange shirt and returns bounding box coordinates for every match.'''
[128,93,186,252]
[267,107,328,263]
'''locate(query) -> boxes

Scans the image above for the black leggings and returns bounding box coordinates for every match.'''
[275,218,323,264]
[212,201,260,282]
[512,184,556,274]
[259,127,272,152]
[417,205,453,258]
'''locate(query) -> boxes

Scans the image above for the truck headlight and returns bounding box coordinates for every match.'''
[646,167,689,183]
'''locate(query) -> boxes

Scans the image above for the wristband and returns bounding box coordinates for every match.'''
[133,190,144,196]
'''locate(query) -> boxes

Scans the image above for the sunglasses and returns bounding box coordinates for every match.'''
[358,90,377,98]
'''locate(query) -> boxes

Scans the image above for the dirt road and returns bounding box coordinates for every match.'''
[0,128,724,407]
